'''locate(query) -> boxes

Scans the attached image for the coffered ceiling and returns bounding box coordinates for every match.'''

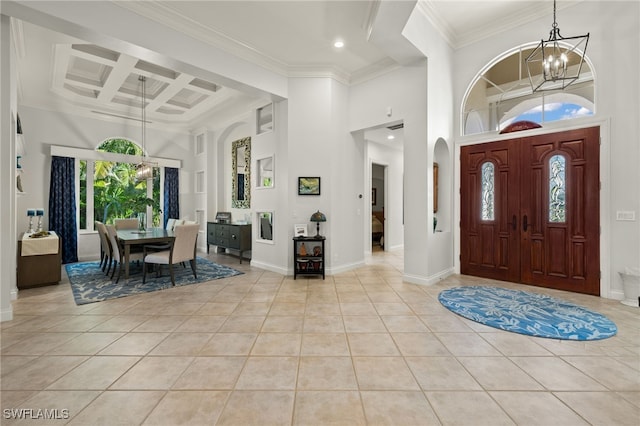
[12,1,581,131]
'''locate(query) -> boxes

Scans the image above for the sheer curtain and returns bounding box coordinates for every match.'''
[49,156,78,263]
[164,167,180,227]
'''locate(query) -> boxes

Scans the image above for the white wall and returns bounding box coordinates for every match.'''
[247,100,290,274]
[0,15,18,320]
[287,77,365,274]
[452,1,640,299]
[403,6,456,282]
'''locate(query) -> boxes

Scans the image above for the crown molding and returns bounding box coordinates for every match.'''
[417,0,583,50]
[287,65,352,86]
[350,57,401,86]
[363,0,382,41]
[415,1,456,48]
[113,1,289,77]
[10,17,25,59]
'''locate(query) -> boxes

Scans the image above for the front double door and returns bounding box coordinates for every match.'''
[460,126,600,295]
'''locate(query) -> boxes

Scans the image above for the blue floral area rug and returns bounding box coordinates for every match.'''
[438,286,617,341]
[66,257,243,305]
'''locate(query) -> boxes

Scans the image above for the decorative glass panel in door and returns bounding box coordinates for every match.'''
[480,162,495,221]
[548,154,566,223]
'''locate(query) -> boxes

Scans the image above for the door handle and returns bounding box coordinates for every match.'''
[512,215,517,231]
[523,215,528,232]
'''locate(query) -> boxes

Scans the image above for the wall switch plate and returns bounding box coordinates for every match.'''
[616,211,636,221]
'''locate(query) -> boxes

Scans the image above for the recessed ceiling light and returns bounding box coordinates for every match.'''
[334,40,344,48]
[387,135,395,140]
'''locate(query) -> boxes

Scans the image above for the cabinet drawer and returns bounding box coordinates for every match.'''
[212,236,228,247]
[227,231,241,249]
[215,226,229,238]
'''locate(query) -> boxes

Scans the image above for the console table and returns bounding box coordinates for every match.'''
[17,231,62,289]
[207,222,251,263]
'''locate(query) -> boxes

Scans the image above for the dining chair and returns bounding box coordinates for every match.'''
[115,218,139,230]
[142,224,199,286]
[95,221,112,274]
[106,224,144,282]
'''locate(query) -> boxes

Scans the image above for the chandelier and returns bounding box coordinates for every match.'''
[136,75,156,181]
[525,0,589,92]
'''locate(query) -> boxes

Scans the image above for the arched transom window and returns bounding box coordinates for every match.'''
[463,45,594,135]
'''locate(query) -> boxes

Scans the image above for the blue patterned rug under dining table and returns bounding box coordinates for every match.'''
[66,257,243,305]
[438,286,617,341]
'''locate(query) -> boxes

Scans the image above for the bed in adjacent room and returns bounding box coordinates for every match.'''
[372,211,384,247]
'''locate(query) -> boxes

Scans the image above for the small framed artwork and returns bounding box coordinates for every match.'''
[294,224,308,237]
[298,177,320,195]
[372,188,377,205]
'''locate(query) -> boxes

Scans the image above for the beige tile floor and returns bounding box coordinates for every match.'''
[1,249,639,425]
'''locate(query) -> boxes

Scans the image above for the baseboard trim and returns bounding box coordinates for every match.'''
[249,260,288,276]
[404,268,454,286]
[327,260,366,276]
[0,305,14,322]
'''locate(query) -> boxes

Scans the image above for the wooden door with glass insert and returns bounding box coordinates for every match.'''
[519,127,600,294]
[460,126,600,295]
[460,139,521,283]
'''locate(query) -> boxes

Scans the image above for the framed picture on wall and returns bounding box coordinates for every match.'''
[298,177,320,195]
[372,188,377,205]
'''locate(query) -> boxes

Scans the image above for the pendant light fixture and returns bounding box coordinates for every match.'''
[135,75,155,181]
[525,0,589,92]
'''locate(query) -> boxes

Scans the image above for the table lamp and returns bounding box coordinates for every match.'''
[310,210,326,237]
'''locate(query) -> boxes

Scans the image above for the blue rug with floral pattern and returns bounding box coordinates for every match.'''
[438,286,617,340]
[66,257,243,305]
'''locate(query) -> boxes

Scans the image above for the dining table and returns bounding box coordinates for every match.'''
[116,228,175,280]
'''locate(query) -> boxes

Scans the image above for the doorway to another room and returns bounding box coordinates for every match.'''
[372,163,386,252]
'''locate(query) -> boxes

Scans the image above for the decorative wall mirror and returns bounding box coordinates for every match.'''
[257,211,274,242]
[256,103,274,134]
[256,155,274,188]
[232,137,251,208]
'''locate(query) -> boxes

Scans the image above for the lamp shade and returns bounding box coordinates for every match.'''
[310,210,326,237]
[310,210,326,223]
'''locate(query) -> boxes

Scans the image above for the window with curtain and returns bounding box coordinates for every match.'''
[78,138,160,229]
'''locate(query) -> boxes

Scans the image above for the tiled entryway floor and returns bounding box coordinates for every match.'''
[2,250,639,425]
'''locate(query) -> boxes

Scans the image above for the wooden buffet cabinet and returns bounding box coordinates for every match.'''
[17,233,62,289]
[207,222,251,263]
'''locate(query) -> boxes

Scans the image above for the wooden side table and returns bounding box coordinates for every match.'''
[293,236,325,280]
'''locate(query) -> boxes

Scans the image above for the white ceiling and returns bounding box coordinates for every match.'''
[14,1,577,131]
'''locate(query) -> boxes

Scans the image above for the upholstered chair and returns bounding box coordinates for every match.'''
[95,221,112,273]
[142,224,199,286]
[114,218,139,230]
[106,224,143,282]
